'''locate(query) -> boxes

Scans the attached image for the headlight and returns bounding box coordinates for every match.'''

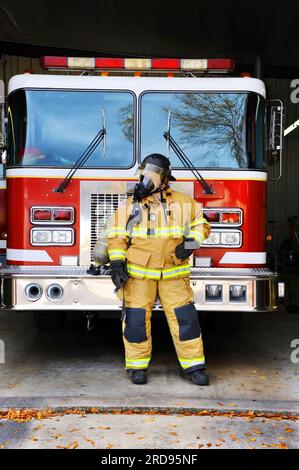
[221,231,241,246]
[31,228,74,246]
[202,232,221,245]
[31,230,52,244]
[52,230,73,244]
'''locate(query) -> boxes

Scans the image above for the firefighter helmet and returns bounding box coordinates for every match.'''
[139,154,176,182]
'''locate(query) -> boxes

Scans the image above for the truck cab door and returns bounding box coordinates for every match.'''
[0,80,6,264]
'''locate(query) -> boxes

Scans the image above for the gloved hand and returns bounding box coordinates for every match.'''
[87,264,102,275]
[175,237,197,261]
[110,260,129,289]
[133,182,151,202]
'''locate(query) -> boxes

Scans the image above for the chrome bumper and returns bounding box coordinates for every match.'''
[0,266,279,312]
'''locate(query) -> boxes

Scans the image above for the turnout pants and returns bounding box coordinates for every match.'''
[119,277,205,373]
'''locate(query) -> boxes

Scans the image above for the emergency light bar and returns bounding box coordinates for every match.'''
[41,56,235,73]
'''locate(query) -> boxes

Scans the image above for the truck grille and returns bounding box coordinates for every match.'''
[90,193,127,262]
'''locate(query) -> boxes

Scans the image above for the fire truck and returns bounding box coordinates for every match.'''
[0,57,284,331]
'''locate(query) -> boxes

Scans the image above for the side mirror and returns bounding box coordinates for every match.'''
[1,149,7,165]
[267,99,284,180]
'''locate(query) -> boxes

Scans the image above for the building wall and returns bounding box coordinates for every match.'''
[265,79,299,250]
[0,55,298,251]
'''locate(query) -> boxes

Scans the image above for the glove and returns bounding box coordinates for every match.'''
[87,264,102,275]
[133,182,151,202]
[175,237,197,261]
[110,260,129,290]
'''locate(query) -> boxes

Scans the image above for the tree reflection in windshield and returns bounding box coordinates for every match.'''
[170,93,247,167]
[141,92,259,169]
[118,103,134,143]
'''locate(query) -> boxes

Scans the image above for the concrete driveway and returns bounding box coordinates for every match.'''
[0,308,298,448]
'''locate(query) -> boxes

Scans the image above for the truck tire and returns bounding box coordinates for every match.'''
[33,311,67,332]
[204,312,243,332]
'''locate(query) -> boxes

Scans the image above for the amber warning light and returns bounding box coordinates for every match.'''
[41,57,235,73]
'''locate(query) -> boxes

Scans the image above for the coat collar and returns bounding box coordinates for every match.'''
[144,188,173,205]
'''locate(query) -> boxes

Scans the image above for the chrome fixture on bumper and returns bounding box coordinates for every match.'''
[0,266,279,312]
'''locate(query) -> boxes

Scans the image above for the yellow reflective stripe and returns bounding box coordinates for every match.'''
[189,217,208,228]
[127,263,190,280]
[108,226,129,236]
[126,357,151,368]
[155,226,183,232]
[108,249,126,260]
[131,226,184,238]
[127,263,161,279]
[179,356,205,369]
[162,264,190,279]
[163,270,190,279]
[189,230,205,243]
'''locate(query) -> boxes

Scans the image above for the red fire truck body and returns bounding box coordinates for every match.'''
[0,64,280,316]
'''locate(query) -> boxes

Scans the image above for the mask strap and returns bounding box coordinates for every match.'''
[160,188,168,223]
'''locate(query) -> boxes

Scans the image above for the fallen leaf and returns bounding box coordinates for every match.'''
[90,408,99,414]
[84,437,95,446]
[97,426,111,430]
[70,442,79,449]
[138,436,146,440]
[278,443,288,449]
[52,433,63,440]
[251,428,263,435]
[57,441,79,449]
[245,432,252,437]
[70,428,80,433]
[125,432,135,435]
[249,438,256,442]
[206,443,213,447]
[217,438,226,442]
[198,444,204,448]
[169,432,178,436]
[284,428,294,433]
[30,436,38,442]
[106,443,113,449]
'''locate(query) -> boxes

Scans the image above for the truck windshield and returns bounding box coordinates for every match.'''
[140,91,265,169]
[7,89,135,167]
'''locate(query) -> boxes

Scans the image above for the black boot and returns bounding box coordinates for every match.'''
[185,369,209,386]
[128,369,147,385]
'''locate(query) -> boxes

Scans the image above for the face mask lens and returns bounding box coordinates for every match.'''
[142,175,155,192]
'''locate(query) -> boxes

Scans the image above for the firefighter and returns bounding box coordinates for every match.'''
[107,154,211,385]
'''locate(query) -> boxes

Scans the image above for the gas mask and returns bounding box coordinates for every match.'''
[134,163,167,201]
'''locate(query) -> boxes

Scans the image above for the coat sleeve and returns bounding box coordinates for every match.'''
[187,198,211,246]
[107,199,131,262]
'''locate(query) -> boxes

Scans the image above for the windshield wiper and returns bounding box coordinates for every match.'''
[54,108,107,193]
[163,129,213,195]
